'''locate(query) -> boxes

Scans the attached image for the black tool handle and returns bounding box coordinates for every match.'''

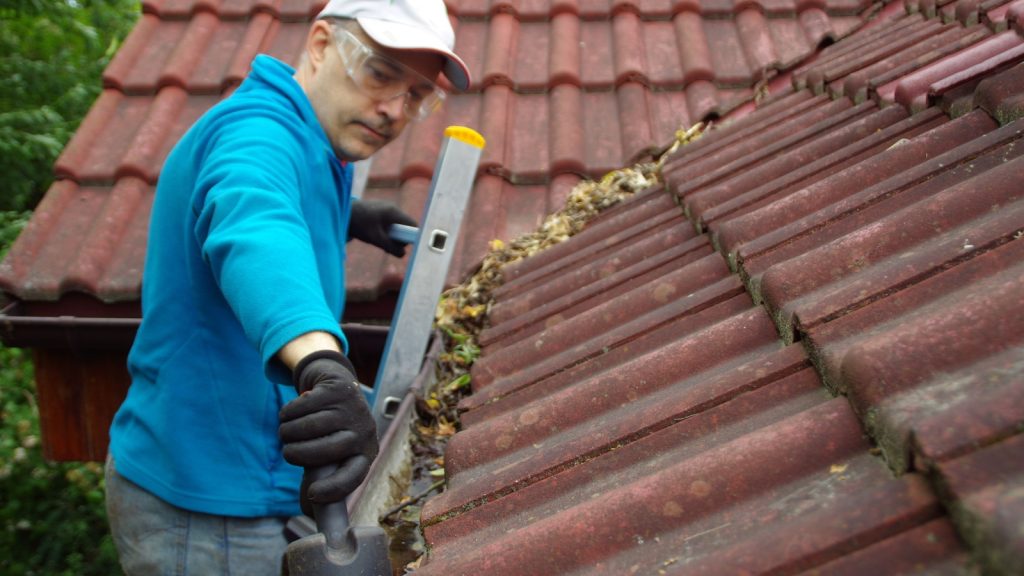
[307,465,350,551]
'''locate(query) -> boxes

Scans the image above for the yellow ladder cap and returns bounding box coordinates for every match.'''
[444,126,486,149]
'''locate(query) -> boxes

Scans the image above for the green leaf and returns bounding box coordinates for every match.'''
[442,373,471,394]
[453,342,480,364]
[442,326,469,344]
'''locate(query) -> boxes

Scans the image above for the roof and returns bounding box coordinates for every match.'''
[0,0,875,309]
[414,1,1024,574]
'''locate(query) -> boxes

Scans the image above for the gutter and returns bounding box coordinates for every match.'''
[286,332,441,537]
[352,333,439,525]
[0,300,392,379]
[0,301,139,350]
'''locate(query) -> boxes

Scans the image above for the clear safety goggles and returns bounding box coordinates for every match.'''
[332,27,446,122]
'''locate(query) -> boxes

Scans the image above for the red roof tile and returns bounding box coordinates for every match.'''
[803,519,971,573]
[934,432,1024,573]
[884,29,1024,110]
[418,1,1024,573]
[1,0,880,308]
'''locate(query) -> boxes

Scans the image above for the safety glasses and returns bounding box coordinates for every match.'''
[332,27,446,122]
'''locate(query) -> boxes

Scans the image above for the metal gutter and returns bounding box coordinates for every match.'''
[0,301,139,350]
[0,300,390,369]
[351,334,440,526]
[286,332,441,537]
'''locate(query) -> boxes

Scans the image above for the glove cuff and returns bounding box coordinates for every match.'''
[292,350,356,389]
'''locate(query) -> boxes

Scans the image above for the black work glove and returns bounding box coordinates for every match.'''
[279,351,379,515]
[349,198,417,257]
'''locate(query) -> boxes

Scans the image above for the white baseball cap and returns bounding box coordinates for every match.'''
[317,0,471,91]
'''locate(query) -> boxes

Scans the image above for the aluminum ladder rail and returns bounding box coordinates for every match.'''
[369,126,485,434]
[283,127,484,547]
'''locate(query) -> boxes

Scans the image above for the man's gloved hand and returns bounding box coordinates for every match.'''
[279,350,379,515]
[349,198,417,257]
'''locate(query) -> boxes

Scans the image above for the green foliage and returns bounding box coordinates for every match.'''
[0,0,139,212]
[0,210,31,260]
[0,354,121,575]
[0,2,139,573]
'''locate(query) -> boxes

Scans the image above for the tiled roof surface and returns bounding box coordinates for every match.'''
[417,1,1024,573]
[1,0,876,307]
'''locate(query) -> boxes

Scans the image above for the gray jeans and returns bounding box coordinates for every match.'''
[104,456,288,576]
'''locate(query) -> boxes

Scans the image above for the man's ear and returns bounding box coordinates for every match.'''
[305,20,334,74]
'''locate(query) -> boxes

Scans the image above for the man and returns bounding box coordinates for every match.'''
[104,1,470,573]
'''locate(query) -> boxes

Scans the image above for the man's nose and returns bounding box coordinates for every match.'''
[375,93,407,121]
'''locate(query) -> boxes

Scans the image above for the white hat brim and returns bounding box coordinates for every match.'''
[357,17,471,91]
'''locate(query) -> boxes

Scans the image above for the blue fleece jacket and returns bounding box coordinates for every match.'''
[109,55,352,518]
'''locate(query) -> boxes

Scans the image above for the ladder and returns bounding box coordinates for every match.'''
[369,126,485,433]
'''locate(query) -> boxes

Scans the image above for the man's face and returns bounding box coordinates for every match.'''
[305,22,446,162]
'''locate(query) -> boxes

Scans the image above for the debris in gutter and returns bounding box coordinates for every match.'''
[381,123,705,573]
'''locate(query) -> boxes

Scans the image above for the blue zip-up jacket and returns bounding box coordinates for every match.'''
[109,55,352,518]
